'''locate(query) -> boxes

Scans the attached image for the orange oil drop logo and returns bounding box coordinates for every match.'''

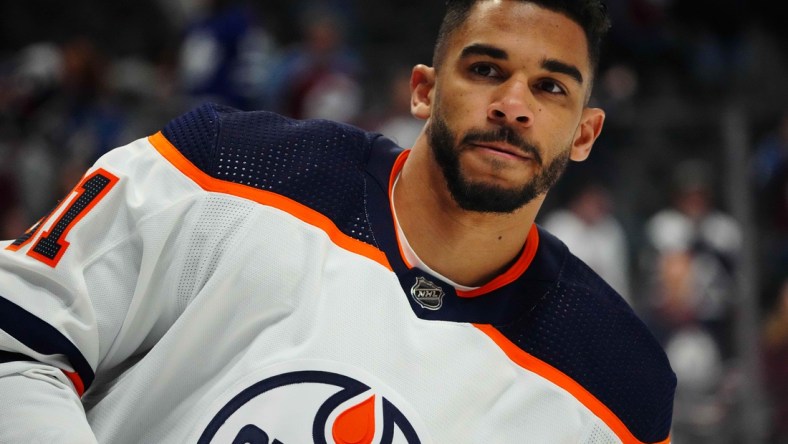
[333,395,376,444]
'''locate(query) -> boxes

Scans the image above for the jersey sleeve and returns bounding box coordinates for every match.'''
[0,128,214,437]
[0,361,98,443]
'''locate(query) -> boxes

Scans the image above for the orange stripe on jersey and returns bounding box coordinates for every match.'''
[387,150,414,269]
[386,149,540,297]
[148,132,391,271]
[473,324,670,444]
[62,370,85,397]
[456,223,539,297]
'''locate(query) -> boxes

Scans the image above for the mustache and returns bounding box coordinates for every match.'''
[460,126,543,165]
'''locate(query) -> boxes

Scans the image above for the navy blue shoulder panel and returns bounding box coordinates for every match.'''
[0,295,95,391]
[497,227,676,443]
[161,103,381,246]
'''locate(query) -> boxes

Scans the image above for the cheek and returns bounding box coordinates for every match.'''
[436,82,487,119]
[543,112,580,150]
[442,100,489,140]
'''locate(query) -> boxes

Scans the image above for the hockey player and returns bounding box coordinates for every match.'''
[0,1,676,442]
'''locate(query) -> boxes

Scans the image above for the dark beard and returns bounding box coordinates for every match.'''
[427,114,570,213]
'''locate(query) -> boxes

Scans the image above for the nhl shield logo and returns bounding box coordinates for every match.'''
[410,277,445,310]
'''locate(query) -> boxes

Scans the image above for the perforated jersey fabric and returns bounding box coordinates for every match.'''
[0,103,675,443]
[163,104,378,246]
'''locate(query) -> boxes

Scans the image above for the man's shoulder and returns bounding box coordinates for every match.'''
[154,102,382,206]
[499,226,676,442]
[528,227,670,373]
[151,103,395,245]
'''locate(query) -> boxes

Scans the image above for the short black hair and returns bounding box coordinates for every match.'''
[433,0,611,77]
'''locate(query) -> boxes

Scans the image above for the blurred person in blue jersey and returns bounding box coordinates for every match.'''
[177,0,279,110]
[0,1,675,443]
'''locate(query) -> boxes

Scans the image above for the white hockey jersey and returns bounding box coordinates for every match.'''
[0,103,675,443]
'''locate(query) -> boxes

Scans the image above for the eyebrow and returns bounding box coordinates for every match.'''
[459,43,509,61]
[459,43,584,86]
[541,58,584,85]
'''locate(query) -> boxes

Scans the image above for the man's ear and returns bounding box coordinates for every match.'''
[410,64,436,120]
[570,107,605,161]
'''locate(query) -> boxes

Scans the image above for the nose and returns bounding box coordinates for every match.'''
[487,79,535,127]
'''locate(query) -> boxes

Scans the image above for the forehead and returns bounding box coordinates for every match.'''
[449,1,590,73]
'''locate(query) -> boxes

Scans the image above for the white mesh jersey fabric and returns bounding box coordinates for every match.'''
[175,195,255,310]
[0,136,628,443]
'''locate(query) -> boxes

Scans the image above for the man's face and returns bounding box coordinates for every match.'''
[425,1,596,213]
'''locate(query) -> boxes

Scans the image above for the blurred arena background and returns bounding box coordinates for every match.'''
[0,0,786,442]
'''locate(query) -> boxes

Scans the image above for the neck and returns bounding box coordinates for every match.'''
[394,141,544,287]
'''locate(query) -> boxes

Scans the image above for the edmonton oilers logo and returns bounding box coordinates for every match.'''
[197,370,423,443]
[410,277,445,311]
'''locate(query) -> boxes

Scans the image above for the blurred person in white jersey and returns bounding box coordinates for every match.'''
[0,1,675,442]
[543,180,631,302]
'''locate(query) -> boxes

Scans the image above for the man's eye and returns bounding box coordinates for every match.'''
[470,64,501,78]
[538,80,566,95]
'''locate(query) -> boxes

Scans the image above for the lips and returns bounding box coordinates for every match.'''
[471,142,533,161]
[460,126,543,165]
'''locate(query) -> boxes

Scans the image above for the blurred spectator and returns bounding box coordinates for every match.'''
[2,37,169,227]
[60,38,130,162]
[542,182,632,302]
[645,159,741,339]
[602,0,682,97]
[596,63,640,116]
[177,0,278,109]
[263,5,363,122]
[754,111,788,189]
[371,64,423,148]
[643,159,742,442]
[670,0,754,95]
[4,43,63,122]
[665,321,737,443]
[1,41,93,221]
[762,277,788,444]
[0,170,26,240]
